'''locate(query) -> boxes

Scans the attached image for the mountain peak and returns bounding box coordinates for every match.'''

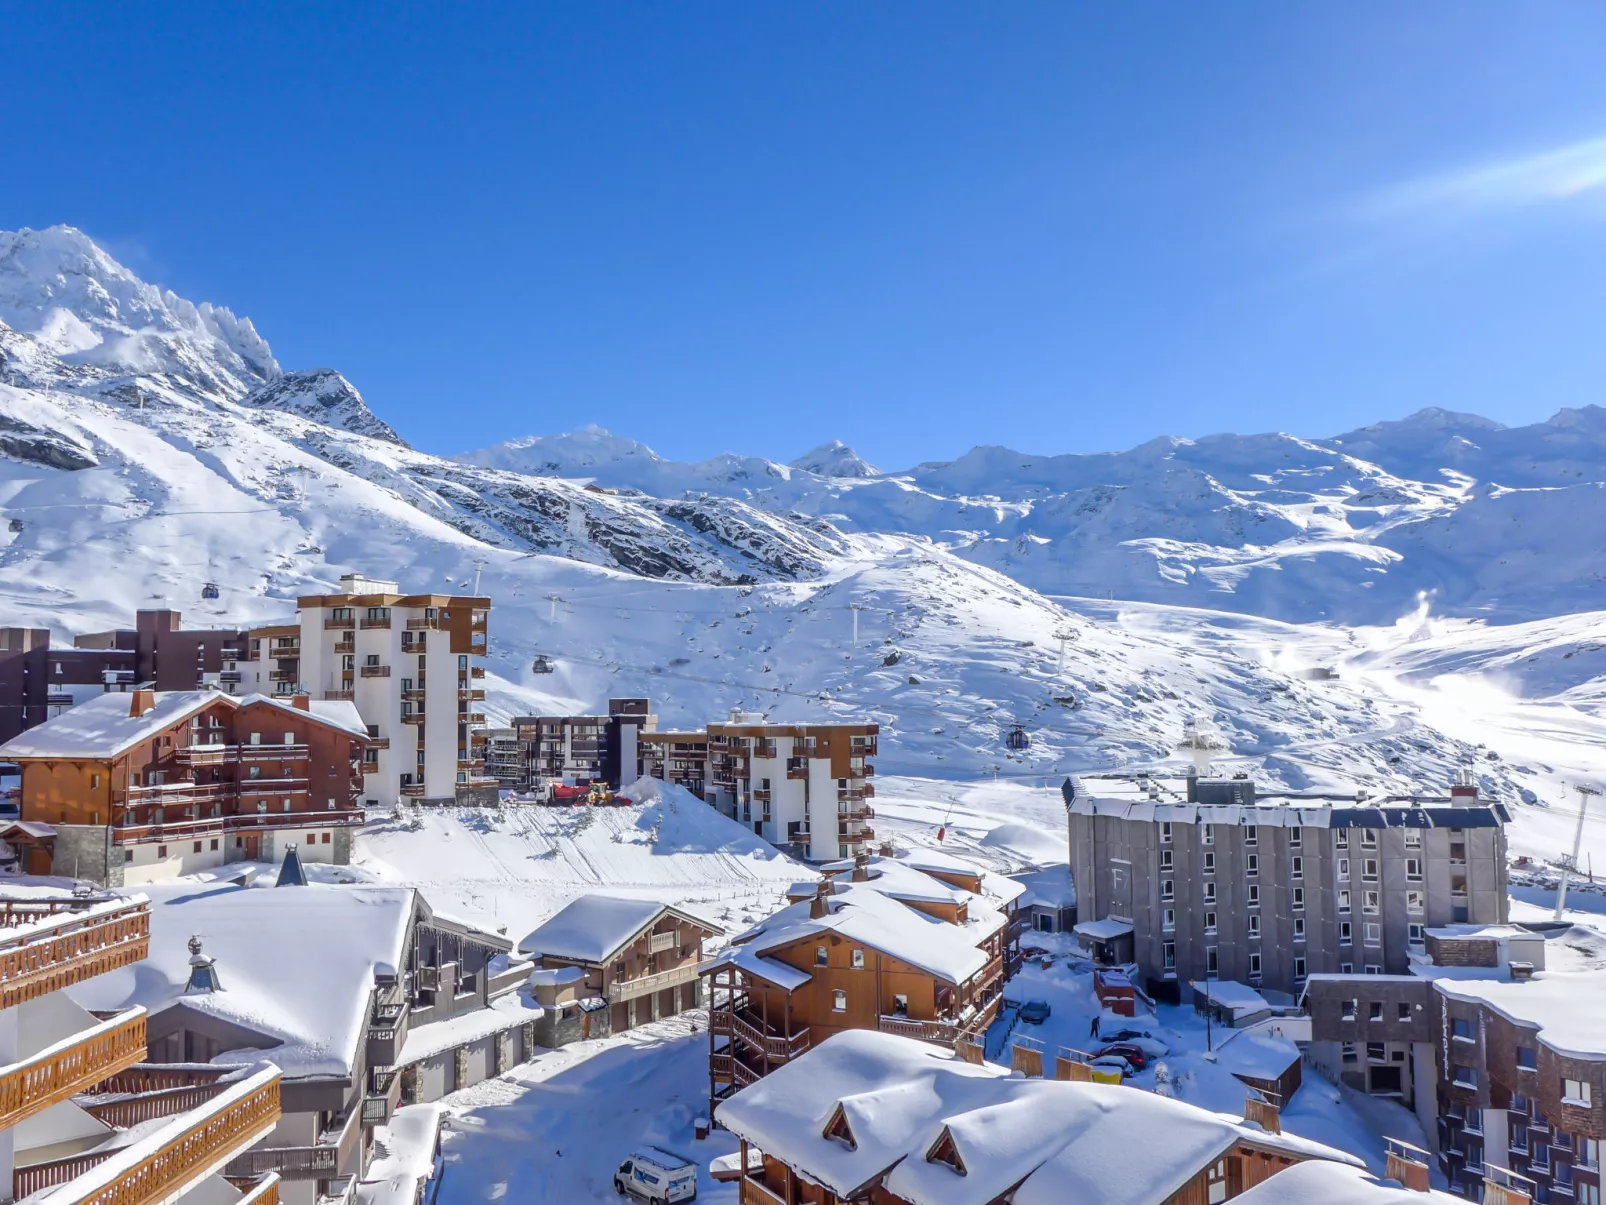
[789,439,880,478]
[237,369,404,444]
[457,428,664,476]
[0,224,279,398]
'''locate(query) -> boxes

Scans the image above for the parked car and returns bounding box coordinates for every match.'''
[1094,1043,1149,1071]
[1018,999,1052,1024]
[615,1149,697,1204]
[1090,1054,1136,1079]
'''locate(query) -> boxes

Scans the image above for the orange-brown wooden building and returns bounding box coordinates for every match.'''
[0,689,368,885]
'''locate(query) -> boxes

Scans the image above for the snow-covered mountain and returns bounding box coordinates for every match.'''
[0,224,1599,830]
[466,416,1606,626]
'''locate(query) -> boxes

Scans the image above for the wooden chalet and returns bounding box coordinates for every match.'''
[520,895,722,1033]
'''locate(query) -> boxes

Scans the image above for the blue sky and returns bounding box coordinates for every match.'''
[6,4,1606,466]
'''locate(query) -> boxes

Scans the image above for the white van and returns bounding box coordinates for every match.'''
[614,1148,697,1204]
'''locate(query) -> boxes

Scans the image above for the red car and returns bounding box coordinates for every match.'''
[1093,1043,1148,1071]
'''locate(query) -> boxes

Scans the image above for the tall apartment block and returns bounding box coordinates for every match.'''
[0,627,136,742]
[76,609,253,692]
[295,574,493,806]
[513,698,656,793]
[637,730,710,799]
[706,719,878,862]
[1066,770,1509,1001]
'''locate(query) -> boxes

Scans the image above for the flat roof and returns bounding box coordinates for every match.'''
[1064,776,1509,828]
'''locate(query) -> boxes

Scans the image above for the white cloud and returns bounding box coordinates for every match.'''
[1355,134,1606,222]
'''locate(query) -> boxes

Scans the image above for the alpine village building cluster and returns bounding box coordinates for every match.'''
[0,574,1597,1205]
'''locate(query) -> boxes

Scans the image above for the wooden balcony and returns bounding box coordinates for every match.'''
[608,962,701,1005]
[238,744,310,762]
[174,745,230,767]
[359,616,391,630]
[0,1007,146,1129]
[324,689,354,701]
[323,617,354,631]
[709,1053,760,1089]
[405,618,437,630]
[367,737,390,750]
[401,687,426,700]
[401,713,426,726]
[46,1064,280,1205]
[400,784,427,797]
[332,641,355,654]
[878,1014,960,1046]
[268,670,299,683]
[359,665,391,678]
[470,665,485,678]
[740,1173,788,1205]
[0,899,150,1011]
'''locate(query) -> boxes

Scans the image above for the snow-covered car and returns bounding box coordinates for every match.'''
[615,1148,697,1204]
[1090,1054,1136,1078]
[1093,1043,1149,1071]
[1017,999,1052,1024]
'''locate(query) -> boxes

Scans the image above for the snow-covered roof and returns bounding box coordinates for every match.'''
[732,883,988,985]
[395,990,544,1067]
[702,942,813,992]
[1011,865,1076,909]
[518,894,718,964]
[1231,1160,1462,1204]
[0,689,368,759]
[1074,918,1134,942]
[827,859,970,907]
[715,1031,1361,1204]
[359,1102,444,1205]
[68,883,416,1078]
[1063,776,1510,827]
[527,966,587,987]
[1433,969,1606,1060]
[1192,980,1271,1019]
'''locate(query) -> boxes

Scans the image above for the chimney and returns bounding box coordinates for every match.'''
[1185,765,1198,803]
[128,689,155,717]
[810,881,831,919]
[1482,1166,1536,1204]
[1383,1138,1433,1192]
[185,935,222,993]
[851,851,872,882]
[1450,766,1479,801]
[291,693,311,711]
[878,841,895,858]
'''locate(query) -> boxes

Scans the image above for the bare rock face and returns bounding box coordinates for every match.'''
[238,369,405,445]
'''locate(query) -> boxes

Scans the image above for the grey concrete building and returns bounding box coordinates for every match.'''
[1065,771,1510,1002]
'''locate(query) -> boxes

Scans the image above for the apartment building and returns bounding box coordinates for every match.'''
[295,573,492,806]
[701,851,1021,1111]
[637,730,709,799]
[0,688,367,885]
[76,608,254,692]
[715,1030,1364,1205]
[706,719,878,862]
[513,698,656,794]
[1302,925,1603,1203]
[482,726,522,786]
[0,626,136,742]
[0,891,283,1205]
[1066,770,1510,1001]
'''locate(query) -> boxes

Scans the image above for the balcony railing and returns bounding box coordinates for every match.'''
[0,1007,147,1129]
[740,1174,788,1205]
[323,618,354,631]
[78,1063,251,1129]
[359,665,391,678]
[878,1015,960,1046]
[268,670,299,683]
[709,1053,760,1089]
[174,745,230,766]
[405,618,436,630]
[609,963,701,1004]
[359,617,391,630]
[470,665,485,678]
[710,1009,810,1062]
[0,899,150,1011]
[239,745,310,762]
[400,784,427,797]
[332,641,355,654]
[49,1065,281,1205]
[324,689,354,701]
[401,713,426,726]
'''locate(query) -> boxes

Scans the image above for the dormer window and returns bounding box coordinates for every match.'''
[926,1128,967,1176]
[822,1104,857,1150]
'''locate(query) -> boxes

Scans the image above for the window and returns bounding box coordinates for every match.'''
[1160,849,1173,870]
[1405,858,1423,881]
[1244,825,1257,846]
[1292,887,1305,910]
[1364,923,1381,945]
[1564,1079,1593,1107]
[1453,1065,1478,1088]
[1517,1047,1538,1070]
[209,839,218,851]
[91,773,100,789]
[1289,827,1302,847]
[832,989,847,1012]
[1161,879,1175,902]
[1452,1018,1474,1041]
[816,945,828,967]
[1293,918,1306,941]
[1364,892,1380,914]
[1405,829,1422,848]
[1342,998,1359,1021]
[1163,941,1176,970]
[1407,891,1425,915]
[1203,851,1216,873]
[851,949,864,969]
[1361,829,1378,848]
[1338,858,1350,881]
[1248,952,1262,979]
[1202,824,1215,845]
[1367,1041,1387,1062]
[1161,821,1173,843]
[1363,858,1380,880]
[1205,947,1218,976]
[157,845,167,858]
[1246,885,1260,906]
[1248,915,1261,938]
[1408,922,1424,943]
[193,841,202,853]
[1202,882,1216,904]
[1364,964,1382,975]
[1335,830,1349,849]
[1340,962,1353,974]
[1246,854,1259,875]
[1293,956,1307,980]
[1204,911,1218,934]
[1340,921,1353,944]
[1162,908,1176,932]
[1369,1001,1385,1022]
[1291,856,1303,878]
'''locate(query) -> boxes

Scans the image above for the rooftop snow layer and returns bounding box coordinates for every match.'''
[1231,1160,1462,1203]
[1434,969,1606,1060]
[1010,865,1076,909]
[69,882,415,1078]
[702,942,813,992]
[519,895,713,964]
[716,1031,1360,1205]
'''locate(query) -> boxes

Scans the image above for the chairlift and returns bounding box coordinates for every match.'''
[201,582,220,601]
[7,519,22,533]
[1006,724,1031,751]
[531,655,555,674]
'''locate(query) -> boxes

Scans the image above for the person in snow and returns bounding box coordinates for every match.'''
[1089,1016,1100,1038]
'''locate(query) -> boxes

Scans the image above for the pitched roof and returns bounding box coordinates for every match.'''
[0,690,367,759]
[518,894,719,964]
[1231,1161,1463,1204]
[716,1031,1360,1205]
